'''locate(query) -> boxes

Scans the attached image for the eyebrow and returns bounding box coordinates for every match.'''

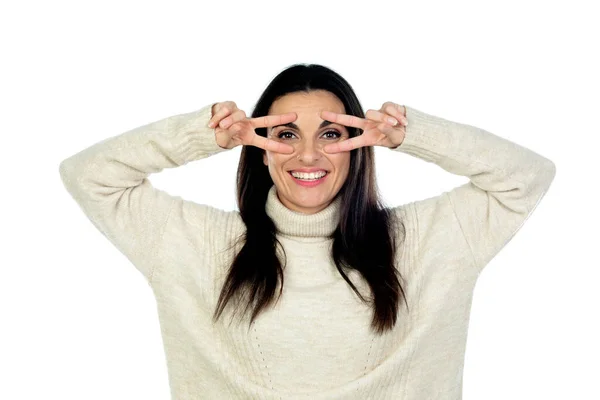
[270,120,336,132]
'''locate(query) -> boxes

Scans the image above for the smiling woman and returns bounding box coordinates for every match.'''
[59,62,556,398]
[217,66,405,336]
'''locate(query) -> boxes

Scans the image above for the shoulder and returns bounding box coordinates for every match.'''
[165,196,246,255]
[390,190,478,278]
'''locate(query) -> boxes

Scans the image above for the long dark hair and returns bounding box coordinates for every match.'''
[212,63,408,335]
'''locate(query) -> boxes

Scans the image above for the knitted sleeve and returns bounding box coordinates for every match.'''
[391,105,556,274]
[58,103,231,283]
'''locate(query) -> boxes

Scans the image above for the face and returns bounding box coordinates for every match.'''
[262,90,351,215]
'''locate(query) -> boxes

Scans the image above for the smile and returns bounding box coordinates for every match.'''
[288,171,329,187]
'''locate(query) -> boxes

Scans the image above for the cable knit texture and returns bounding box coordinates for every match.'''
[59,102,556,399]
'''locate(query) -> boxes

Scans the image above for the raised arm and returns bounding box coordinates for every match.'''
[58,103,229,283]
[392,106,556,273]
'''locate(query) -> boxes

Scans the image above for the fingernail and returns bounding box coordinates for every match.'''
[387,117,398,126]
[208,122,214,128]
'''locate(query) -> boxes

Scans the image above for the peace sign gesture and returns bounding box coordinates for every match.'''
[208,101,296,154]
[320,102,409,153]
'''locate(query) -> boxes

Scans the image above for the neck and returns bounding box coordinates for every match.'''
[265,185,341,238]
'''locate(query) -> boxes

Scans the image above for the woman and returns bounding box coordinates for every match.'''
[59,64,556,399]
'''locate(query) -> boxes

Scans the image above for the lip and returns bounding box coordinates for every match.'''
[288,168,329,173]
[288,171,329,187]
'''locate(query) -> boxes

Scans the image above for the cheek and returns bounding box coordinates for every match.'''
[264,153,285,169]
[336,156,351,174]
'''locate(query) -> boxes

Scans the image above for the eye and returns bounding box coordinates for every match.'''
[277,131,296,140]
[323,130,342,139]
[277,130,342,140]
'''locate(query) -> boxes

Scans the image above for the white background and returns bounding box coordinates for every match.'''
[2,0,596,399]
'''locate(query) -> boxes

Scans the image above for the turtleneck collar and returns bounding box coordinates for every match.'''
[265,184,341,238]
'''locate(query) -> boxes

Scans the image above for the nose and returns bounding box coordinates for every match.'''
[294,139,324,162]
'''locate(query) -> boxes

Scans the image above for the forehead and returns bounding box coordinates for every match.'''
[268,90,345,115]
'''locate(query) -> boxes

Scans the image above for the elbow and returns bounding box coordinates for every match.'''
[59,159,73,182]
[529,159,556,202]
[59,158,82,193]
[541,158,557,185]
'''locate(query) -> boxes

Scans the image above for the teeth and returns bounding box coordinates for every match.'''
[291,171,327,180]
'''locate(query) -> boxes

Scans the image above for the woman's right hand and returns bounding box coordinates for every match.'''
[207,101,296,154]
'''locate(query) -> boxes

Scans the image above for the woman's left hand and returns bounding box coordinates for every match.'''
[320,102,408,153]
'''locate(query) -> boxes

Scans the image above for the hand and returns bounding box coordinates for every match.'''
[207,101,296,154]
[320,102,408,153]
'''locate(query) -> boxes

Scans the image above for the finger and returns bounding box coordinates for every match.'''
[250,133,295,154]
[320,110,367,129]
[251,112,297,128]
[218,109,246,129]
[378,122,397,133]
[366,109,404,127]
[208,105,234,128]
[383,103,408,126]
[323,135,371,154]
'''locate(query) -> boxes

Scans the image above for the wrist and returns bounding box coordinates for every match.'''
[387,130,406,149]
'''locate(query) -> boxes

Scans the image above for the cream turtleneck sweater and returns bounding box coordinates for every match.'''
[59,101,556,399]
